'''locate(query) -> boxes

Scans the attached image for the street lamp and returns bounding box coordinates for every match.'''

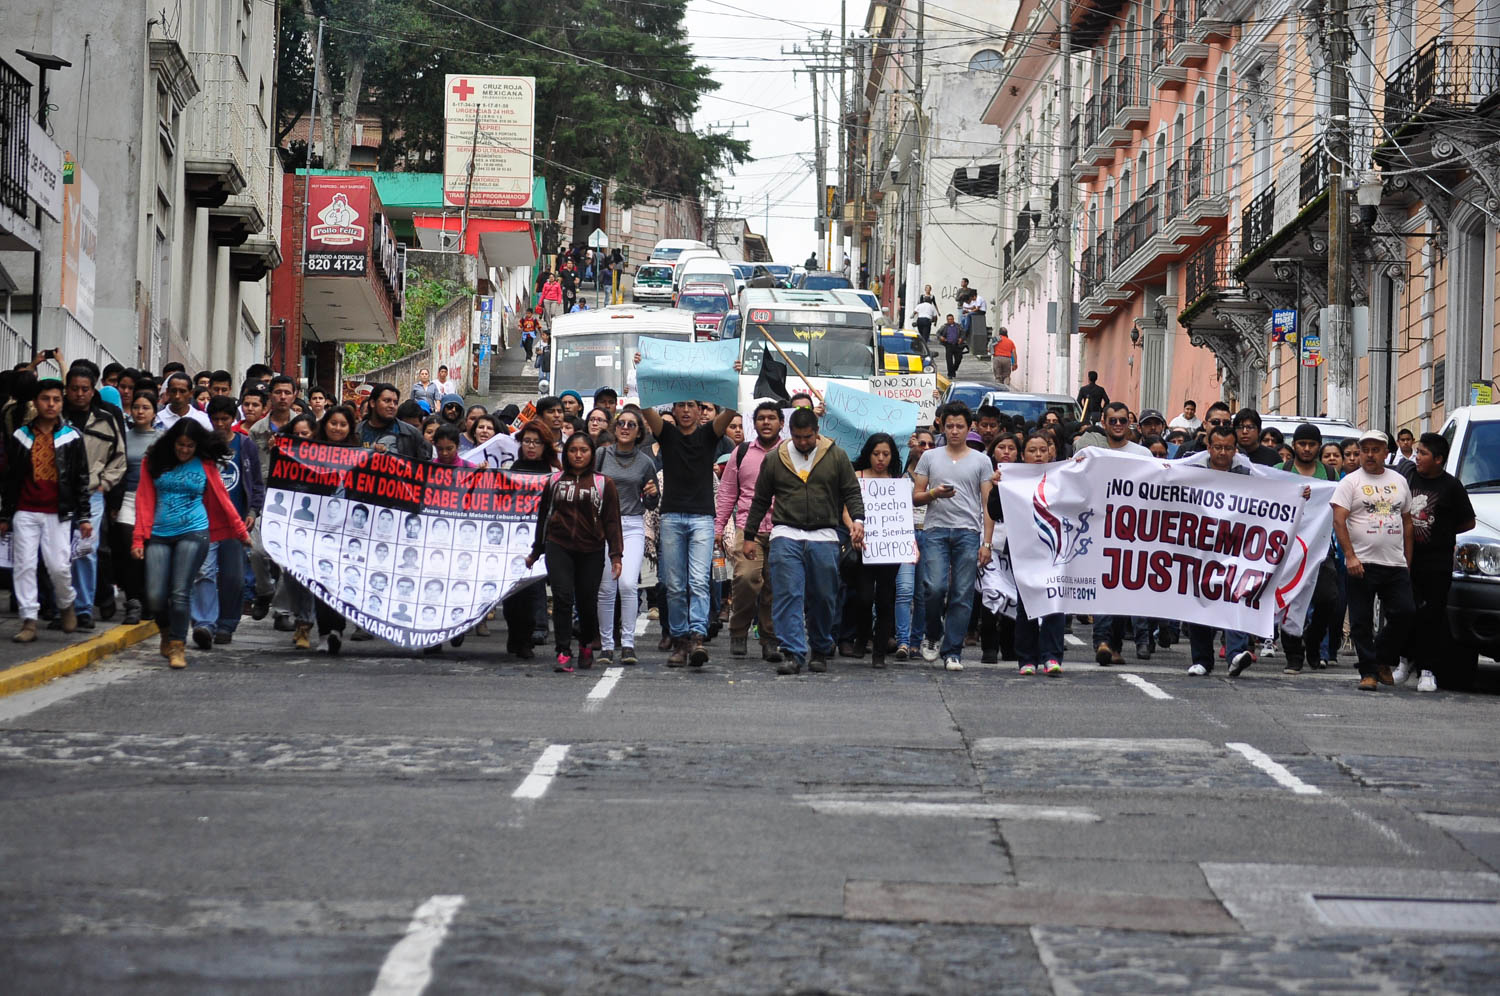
[1355,170,1383,227]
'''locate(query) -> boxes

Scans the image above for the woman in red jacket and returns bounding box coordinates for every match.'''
[133,420,251,669]
[525,431,623,673]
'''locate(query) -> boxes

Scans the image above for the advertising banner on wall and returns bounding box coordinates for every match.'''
[261,437,548,649]
[443,75,536,209]
[305,176,372,276]
[59,154,97,332]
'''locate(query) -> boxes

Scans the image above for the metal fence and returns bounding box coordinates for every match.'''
[1183,235,1240,305]
[1385,39,1500,125]
[0,58,31,217]
[1240,185,1276,255]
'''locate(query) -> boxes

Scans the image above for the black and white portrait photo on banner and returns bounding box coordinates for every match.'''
[262,436,545,648]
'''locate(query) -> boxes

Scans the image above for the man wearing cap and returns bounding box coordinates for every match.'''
[592,387,619,421]
[1137,408,1167,439]
[1331,429,1415,691]
[1278,423,1342,674]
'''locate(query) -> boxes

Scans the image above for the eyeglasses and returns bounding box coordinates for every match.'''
[1208,419,1231,426]
[1105,417,1130,426]
[912,439,933,447]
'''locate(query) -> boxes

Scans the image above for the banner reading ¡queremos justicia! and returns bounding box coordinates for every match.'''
[262,437,548,649]
[993,450,1337,639]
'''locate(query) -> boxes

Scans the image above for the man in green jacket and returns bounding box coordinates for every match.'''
[742,407,865,675]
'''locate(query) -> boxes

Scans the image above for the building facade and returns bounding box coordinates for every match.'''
[0,0,282,375]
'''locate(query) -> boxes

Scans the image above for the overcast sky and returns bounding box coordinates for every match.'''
[685,0,850,264]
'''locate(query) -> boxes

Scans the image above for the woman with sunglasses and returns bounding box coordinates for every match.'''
[501,421,559,658]
[893,428,937,659]
[593,410,658,666]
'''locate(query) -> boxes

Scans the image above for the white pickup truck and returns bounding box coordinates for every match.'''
[1440,404,1500,687]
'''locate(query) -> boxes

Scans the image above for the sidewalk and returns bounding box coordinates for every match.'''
[0,610,158,698]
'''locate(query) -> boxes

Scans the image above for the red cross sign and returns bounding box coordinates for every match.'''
[451,79,475,101]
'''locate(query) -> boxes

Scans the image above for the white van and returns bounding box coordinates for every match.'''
[649,239,710,263]
[673,255,737,298]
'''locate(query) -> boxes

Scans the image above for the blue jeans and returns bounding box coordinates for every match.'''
[145,531,211,641]
[659,513,713,638]
[894,531,929,647]
[768,537,839,661]
[922,527,981,659]
[191,539,245,634]
[1186,624,1251,671]
[70,491,105,614]
[1015,606,1065,667]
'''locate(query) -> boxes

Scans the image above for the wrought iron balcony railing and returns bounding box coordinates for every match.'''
[1240,185,1276,256]
[0,58,31,217]
[1385,38,1500,127]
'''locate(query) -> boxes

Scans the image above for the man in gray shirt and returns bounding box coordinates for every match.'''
[911,402,994,671]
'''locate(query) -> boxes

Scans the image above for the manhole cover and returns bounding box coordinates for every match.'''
[1313,895,1500,933]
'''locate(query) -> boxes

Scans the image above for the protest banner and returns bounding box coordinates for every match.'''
[510,401,536,430]
[261,437,548,649]
[859,477,917,564]
[821,382,920,463]
[993,450,1332,638]
[978,524,1019,620]
[636,336,740,411]
[869,373,938,427]
[467,431,520,470]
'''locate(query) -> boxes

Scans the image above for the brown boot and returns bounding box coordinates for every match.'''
[167,640,188,669]
[666,637,688,667]
[12,620,37,643]
[160,631,173,658]
[688,634,709,667]
[293,622,312,650]
[60,606,78,634]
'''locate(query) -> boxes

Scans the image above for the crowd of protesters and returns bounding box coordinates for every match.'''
[0,349,1479,693]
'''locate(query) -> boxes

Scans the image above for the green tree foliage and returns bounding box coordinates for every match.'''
[276,0,748,204]
[343,267,466,375]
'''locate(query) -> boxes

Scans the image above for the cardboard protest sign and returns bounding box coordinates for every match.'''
[993,450,1331,638]
[820,381,920,464]
[859,477,917,564]
[869,373,938,427]
[636,336,740,411]
[467,431,520,470]
[261,437,547,649]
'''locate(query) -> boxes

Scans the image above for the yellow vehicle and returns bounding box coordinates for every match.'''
[876,328,951,393]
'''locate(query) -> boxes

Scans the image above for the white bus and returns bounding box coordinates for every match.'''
[546,305,695,404]
[736,288,879,413]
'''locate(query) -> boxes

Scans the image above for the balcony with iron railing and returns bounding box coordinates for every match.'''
[1150,6,1192,89]
[183,52,250,208]
[1115,60,1150,127]
[1181,234,1242,317]
[230,150,284,281]
[1112,181,1161,278]
[1239,185,1276,258]
[1299,141,1329,209]
[0,58,30,220]
[1384,37,1500,130]
[1179,138,1229,222]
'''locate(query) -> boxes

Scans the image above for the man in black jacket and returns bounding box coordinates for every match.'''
[1233,408,1283,466]
[1077,371,1109,424]
[1,379,93,642]
[357,383,433,462]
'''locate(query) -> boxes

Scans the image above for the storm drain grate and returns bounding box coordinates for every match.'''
[1313,895,1500,933]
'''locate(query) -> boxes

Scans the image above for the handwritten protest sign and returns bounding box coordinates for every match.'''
[467,431,520,470]
[859,477,916,564]
[870,373,938,427]
[636,336,740,411]
[821,381,920,463]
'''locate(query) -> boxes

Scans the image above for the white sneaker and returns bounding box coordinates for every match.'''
[1392,660,1413,685]
[1416,670,1437,692]
[920,639,940,663]
[944,656,964,671]
[1259,640,1277,658]
[1187,664,1209,676]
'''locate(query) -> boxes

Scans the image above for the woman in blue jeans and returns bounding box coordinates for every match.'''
[132,419,249,669]
[894,430,934,658]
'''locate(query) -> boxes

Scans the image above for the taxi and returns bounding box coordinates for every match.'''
[878,328,934,375]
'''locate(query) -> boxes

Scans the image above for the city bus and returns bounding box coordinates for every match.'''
[736,288,879,413]
[546,305,696,404]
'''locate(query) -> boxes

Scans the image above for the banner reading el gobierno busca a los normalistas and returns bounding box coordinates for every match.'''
[262,437,547,649]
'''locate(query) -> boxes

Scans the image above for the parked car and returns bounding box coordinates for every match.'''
[980,389,1083,426]
[878,329,934,375]
[675,283,734,340]
[1260,415,1361,448]
[794,270,853,291]
[1441,403,1500,686]
[944,380,1007,413]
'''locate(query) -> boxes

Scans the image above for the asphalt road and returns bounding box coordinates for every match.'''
[2,614,1499,994]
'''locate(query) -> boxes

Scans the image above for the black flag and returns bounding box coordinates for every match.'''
[753,353,791,403]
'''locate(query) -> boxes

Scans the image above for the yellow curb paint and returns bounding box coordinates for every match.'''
[0,622,160,698]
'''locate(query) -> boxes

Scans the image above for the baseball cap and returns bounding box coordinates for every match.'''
[1293,422,1322,443]
[1138,408,1166,424]
[1359,429,1388,446]
[593,386,619,402]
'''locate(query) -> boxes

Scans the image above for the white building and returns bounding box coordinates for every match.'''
[0,1,281,374]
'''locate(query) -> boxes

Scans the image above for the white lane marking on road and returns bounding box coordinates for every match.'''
[583,667,624,711]
[369,894,465,996]
[0,662,140,724]
[1118,674,1173,700]
[802,799,1101,823]
[635,612,651,637]
[1332,798,1422,857]
[1225,742,1322,795]
[512,743,570,799]
[973,737,1212,753]
[1064,634,1085,647]
[1420,813,1500,834]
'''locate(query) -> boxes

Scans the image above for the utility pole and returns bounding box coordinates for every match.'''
[1055,0,1073,394]
[835,0,847,271]
[787,34,839,270]
[850,37,865,289]
[1323,0,1354,420]
[900,0,925,321]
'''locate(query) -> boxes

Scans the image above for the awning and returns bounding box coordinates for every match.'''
[411,214,537,266]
